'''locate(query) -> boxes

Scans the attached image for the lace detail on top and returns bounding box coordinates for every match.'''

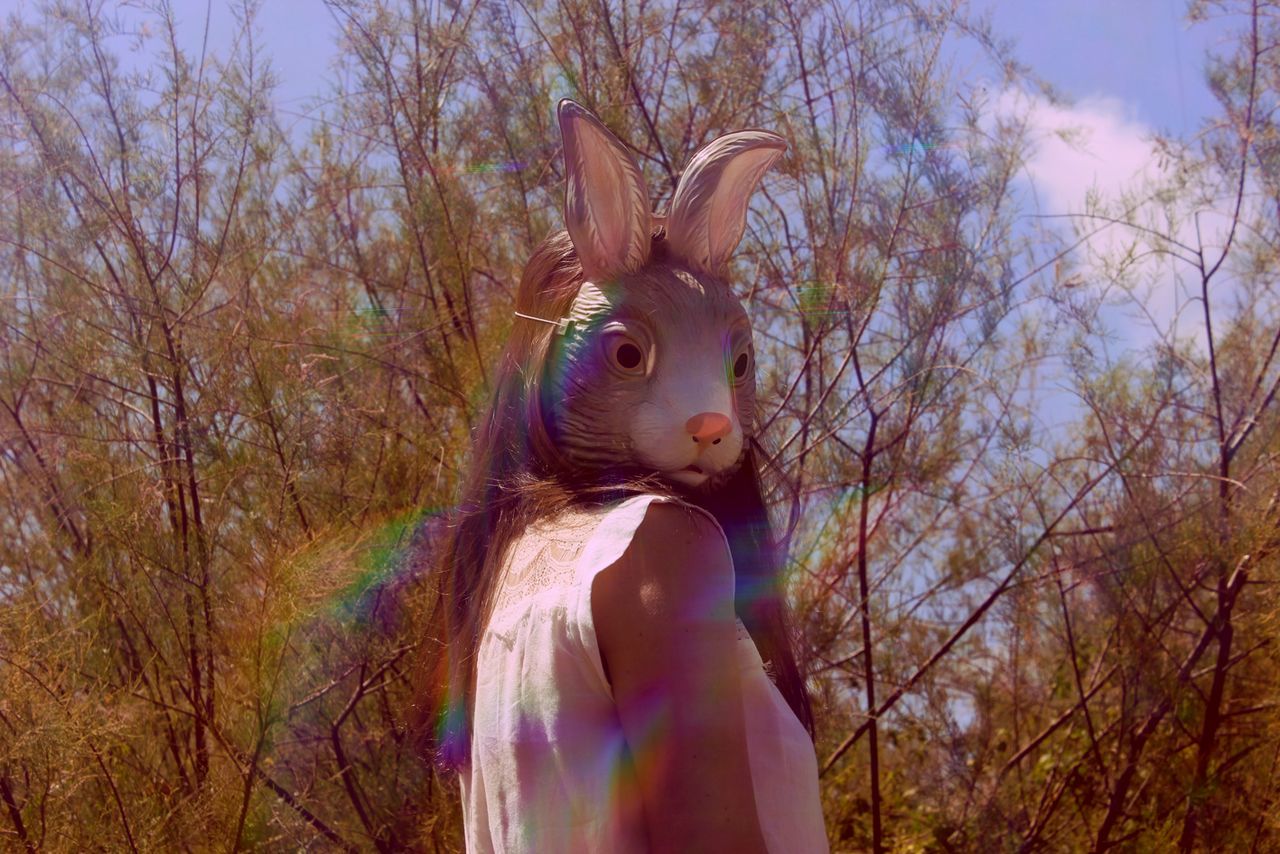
[488,507,603,618]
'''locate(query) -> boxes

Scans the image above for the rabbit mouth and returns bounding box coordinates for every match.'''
[674,451,744,482]
[665,464,711,489]
[665,447,746,489]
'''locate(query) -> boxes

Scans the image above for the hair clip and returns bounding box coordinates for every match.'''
[513,310,575,336]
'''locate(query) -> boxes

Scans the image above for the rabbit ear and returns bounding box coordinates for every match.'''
[665,130,787,277]
[557,99,653,282]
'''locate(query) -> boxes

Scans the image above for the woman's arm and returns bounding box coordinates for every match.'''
[592,501,770,853]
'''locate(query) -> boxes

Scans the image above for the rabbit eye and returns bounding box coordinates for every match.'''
[603,332,647,376]
[728,324,754,385]
[617,343,643,369]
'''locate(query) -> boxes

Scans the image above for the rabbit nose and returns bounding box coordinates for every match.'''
[686,412,732,445]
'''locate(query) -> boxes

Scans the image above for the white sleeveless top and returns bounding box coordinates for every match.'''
[460,493,828,853]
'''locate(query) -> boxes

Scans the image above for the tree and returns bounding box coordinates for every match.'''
[1,0,1277,850]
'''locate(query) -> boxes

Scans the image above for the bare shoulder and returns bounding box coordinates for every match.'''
[624,499,731,570]
[592,499,735,629]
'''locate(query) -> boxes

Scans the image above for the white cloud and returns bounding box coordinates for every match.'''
[995,89,1163,215]
[982,85,1243,359]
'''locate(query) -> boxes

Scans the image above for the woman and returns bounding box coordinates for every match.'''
[419,100,827,853]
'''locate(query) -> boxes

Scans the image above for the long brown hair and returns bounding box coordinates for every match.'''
[413,228,813,770]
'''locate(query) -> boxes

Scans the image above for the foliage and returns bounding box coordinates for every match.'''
[0,0,1277,850]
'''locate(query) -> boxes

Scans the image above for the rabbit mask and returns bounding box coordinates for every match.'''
[541,99,786,491]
